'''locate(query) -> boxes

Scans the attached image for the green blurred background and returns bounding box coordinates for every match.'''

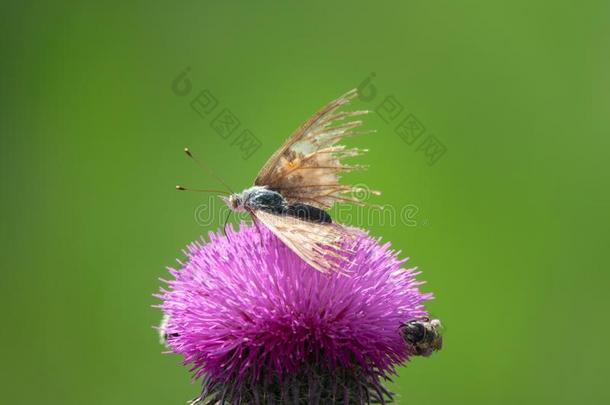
[1,1,609,404]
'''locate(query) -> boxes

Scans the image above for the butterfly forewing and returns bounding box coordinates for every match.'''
[254,89,379,209]
[253,210,359,274]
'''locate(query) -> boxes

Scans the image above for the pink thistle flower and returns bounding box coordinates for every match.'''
[157,223,433,404]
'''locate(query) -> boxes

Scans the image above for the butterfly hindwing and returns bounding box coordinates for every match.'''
[254,89,379,209]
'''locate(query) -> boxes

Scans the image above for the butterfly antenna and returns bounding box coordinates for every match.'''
[175,185,230,195]
[184,147,234,194]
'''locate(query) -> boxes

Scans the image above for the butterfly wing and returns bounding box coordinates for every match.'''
[254,89,379,209]
[253,210,358,273]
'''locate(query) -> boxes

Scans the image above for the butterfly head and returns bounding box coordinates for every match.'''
[224,193,245,212]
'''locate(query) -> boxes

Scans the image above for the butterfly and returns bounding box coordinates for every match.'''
[179,89,379,273]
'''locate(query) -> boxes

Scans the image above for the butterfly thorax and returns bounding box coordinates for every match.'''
[227,186,287,214]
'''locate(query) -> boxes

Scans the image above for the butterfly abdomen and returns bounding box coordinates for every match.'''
[285,203,332,224]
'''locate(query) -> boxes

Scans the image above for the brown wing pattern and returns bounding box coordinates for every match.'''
[254,89,379,209]
[254,210,358,273]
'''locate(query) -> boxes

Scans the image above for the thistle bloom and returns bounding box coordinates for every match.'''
[157,223,432,404]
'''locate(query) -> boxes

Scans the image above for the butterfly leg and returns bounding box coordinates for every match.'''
[222,210,232,241]
[246,208,263,239]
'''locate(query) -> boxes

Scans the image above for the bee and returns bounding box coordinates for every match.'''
[400,317,443,357]
[158,314,179,346]
[178,89,378,273]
